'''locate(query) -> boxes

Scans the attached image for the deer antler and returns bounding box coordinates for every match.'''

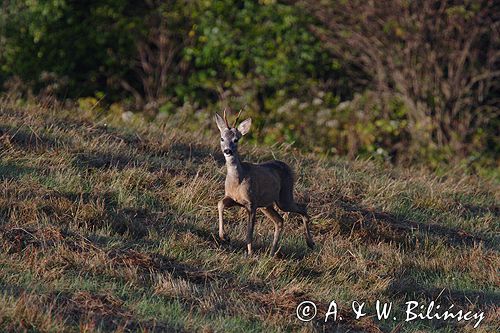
[223,108,230,128]
[232,109,242,128]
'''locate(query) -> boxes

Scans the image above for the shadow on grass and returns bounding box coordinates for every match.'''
[325,201,499,252]
[0,281,185,332]
[0,161,36,180]
[388,274,500,308]
[275,238,316,261]
[51,192,150,239]
[72,148,212,177]
[168,212,316,260]
[108,248,230,285]
[73,151,142,170]
[384,265,499,331]
[457,203,500,219]
[168,142,222,164]
[0,189,154,240]
[167,217,249,253]
[102,234,276,295]
[0,124,66,150]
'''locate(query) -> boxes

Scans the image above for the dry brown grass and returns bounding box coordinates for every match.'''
[0,98,498,332]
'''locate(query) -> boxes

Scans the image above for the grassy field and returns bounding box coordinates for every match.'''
[0,99,498,332]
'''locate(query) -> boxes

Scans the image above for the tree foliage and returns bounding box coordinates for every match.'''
[0,0,498,168]
[0,0,147,97]
[294,0,499,160]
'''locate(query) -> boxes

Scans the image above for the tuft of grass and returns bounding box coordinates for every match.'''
[0,99,498,332]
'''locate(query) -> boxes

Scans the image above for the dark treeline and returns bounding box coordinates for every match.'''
[1,0,498,170]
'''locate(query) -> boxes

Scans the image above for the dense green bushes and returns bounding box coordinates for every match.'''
[295,0,499,166]
[0,0,498,170]
[0,0,145,97]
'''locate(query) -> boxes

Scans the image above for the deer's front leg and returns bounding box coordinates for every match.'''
[218,196,237,242]
[246,205,257,256]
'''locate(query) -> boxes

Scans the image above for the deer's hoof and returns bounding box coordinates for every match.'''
[270,247,280,257]
[219,235,231,244]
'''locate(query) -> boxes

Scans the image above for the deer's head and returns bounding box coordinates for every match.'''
[215,109,251,160]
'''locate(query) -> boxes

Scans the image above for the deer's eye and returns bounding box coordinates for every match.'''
[220,137,224,142]
[233,138,239,143]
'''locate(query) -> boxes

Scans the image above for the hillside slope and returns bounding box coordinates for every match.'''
[0,100,498,332]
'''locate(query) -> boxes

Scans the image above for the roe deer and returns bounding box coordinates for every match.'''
[215,110,315,256]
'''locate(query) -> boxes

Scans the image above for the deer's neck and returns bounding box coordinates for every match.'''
[225,153,244,182]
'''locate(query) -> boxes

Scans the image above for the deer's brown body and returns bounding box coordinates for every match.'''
[215,111,315,256]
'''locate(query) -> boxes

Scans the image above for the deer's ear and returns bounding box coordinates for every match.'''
[215,113,227,132]
[237,118,252,136]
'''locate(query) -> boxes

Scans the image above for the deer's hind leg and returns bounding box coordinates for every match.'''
[277,201,315,249]
[262,206,284,256]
